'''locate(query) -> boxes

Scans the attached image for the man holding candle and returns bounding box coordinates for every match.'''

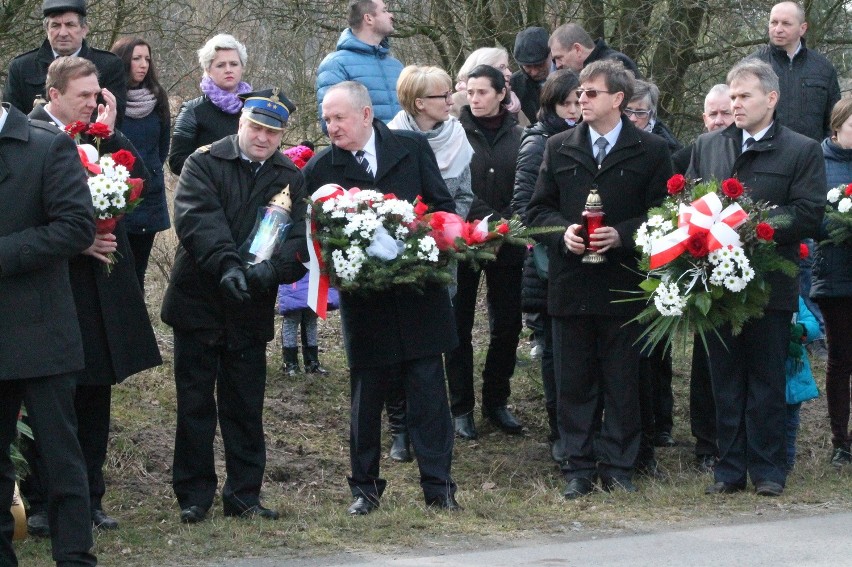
[527,59,671,498]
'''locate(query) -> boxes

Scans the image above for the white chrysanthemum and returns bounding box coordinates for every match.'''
[839,198,852,214]
[111,194,126,209]
[331,245,366,282]
[653,281,687,316]
[827,188,842,203]
[741,265,755,282]
[330,209,346,218]
[416,235,439,262]
[723,275,747,292]
[646,215,666,228]
[729,246,746,262]
[394,225,409,239]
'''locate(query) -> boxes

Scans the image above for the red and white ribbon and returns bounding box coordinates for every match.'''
[649,192,748,269]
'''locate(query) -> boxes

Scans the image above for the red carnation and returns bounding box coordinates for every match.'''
[496,222,510,235]
[845,183,852,197]
[721,178,744,199]
[756,222,775,241]
[111,149,136,170]
[64,121,87,136]
[413,195,429,216]
[86,122,111,139]
[666,174,686,195]
[686,232,710,258]
[799,243,809,259]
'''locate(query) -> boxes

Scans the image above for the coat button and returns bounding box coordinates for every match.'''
[489,168,494,173]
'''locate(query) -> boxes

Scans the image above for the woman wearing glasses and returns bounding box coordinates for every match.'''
[447,64,526,440]
[624,79,681,153]
[384,65,475,461]
[512,69,580,460]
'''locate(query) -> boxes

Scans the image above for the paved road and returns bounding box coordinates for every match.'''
[212,512,851,566]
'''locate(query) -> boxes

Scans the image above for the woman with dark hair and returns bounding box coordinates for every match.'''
[812,97,852,468]
[447,64,525,439]
[111,36,171,292]
[167,34,251,176]
[512,69,580,459]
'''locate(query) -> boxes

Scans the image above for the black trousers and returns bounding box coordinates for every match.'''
[553,315,641,480]
[0,374,95,566]
[348,356,455,502]
[126,231,156,293]
[445,259,523,416]
[172,331,267,511]
[707,311,790,487]
[690,335,717,457]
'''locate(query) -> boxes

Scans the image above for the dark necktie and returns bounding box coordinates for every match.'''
[244,159,261,176]
[743,137,755,152]
[594,137,609,168]
[355,150,373,177]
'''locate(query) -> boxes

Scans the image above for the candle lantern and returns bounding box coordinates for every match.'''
[581,188,607,264]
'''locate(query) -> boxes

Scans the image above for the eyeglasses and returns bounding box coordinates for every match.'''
[576,88,613,99]
[422,92,454,101]
[624,108,652,118]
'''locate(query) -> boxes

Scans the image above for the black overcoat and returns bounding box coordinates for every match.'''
[301,119,459,368]
[161,135,309,349]
[0,105,95,380]
[527,116,671,318]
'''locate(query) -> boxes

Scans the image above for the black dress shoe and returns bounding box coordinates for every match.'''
[754,480,784,497]
[453,412,478,440]
[705,481,745,495]
[304,361,329,375]
[179,505,207,524]
[425,495,462,511]
[635,460,668,481]
[601,476,638,493]
[347,496,379,516]
[26,510,50,538]
[563,477,595,499]
[92,508,119,530]
[223,502,280,520]
[483,405,523,434]
[652,432,677,447]
[389,432,413,462]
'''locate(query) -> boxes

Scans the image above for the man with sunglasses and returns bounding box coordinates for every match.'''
[527,60,671,498]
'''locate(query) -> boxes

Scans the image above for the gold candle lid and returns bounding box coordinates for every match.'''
[585,188,602,210]
[269,185,292,211]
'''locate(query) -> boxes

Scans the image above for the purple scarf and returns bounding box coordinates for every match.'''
[200,75,252,114]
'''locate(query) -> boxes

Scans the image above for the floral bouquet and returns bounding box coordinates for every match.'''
[76,144,144,236]
[625,174,797,351]
[822,182,852,247]
[306,184,555,316]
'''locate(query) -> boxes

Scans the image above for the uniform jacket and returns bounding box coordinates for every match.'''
[811,137,852,299]
[29,104,161,384]
[527,116,671,318]
[161,135,309,348]
[5,39,127,127]
[749,39,841,142]
[167,95,240,175]
[0,104,95,380]
[315,29,403,126]
[302,119,458,368]
[687,121,826,310]
[122,109,171,234]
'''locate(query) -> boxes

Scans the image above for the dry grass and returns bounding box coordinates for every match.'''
[14,227,852,566]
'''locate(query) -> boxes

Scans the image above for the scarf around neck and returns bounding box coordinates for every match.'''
[387,111,474,180]
[200,75,252,114]
[125,87,157,119]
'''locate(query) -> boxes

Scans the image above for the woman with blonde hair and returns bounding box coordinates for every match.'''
[450,47,527,125]
[168,34,252,175]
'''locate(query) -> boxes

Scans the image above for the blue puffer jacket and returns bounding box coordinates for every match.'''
[786,297,821,404]
[316,29,403,126]
[811,138,852,299]
[122,110,171,234]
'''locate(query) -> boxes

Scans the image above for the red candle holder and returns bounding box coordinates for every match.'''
[581,188,607,264]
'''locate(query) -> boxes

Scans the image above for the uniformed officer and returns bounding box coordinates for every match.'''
[161,89,308,523]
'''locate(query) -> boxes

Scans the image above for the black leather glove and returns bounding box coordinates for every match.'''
[245,260,278,293]
[220,266,251,303]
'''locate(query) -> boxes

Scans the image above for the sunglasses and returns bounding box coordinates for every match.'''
[624,108,652,118]
[422,92,454,101]
[576,88,613,99]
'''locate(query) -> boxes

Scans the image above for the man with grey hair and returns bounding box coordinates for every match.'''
[303,81,460,515]
[4,0,126,123]
[748,1,840,143]
[316,0,403,129]
[549,22,640,77]
[688,59,825,497]
[672,84,733,173]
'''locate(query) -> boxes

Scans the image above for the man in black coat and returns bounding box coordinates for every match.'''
[4,0,126,127]
[687,59,825,497]
[527,60,670,498]
[549,23,641,78]
[161,89,308,524]
[0,104,97,566]
[23,55,161,535]
[510,26,551,125]
[302,81,460,515]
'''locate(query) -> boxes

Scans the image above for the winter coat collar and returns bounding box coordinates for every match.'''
[326,118,410,182]
[720,120,780,153]
[0,104,30,142]
[557,114,644,174]
[336,28,392,57]
[209,135,296,171]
